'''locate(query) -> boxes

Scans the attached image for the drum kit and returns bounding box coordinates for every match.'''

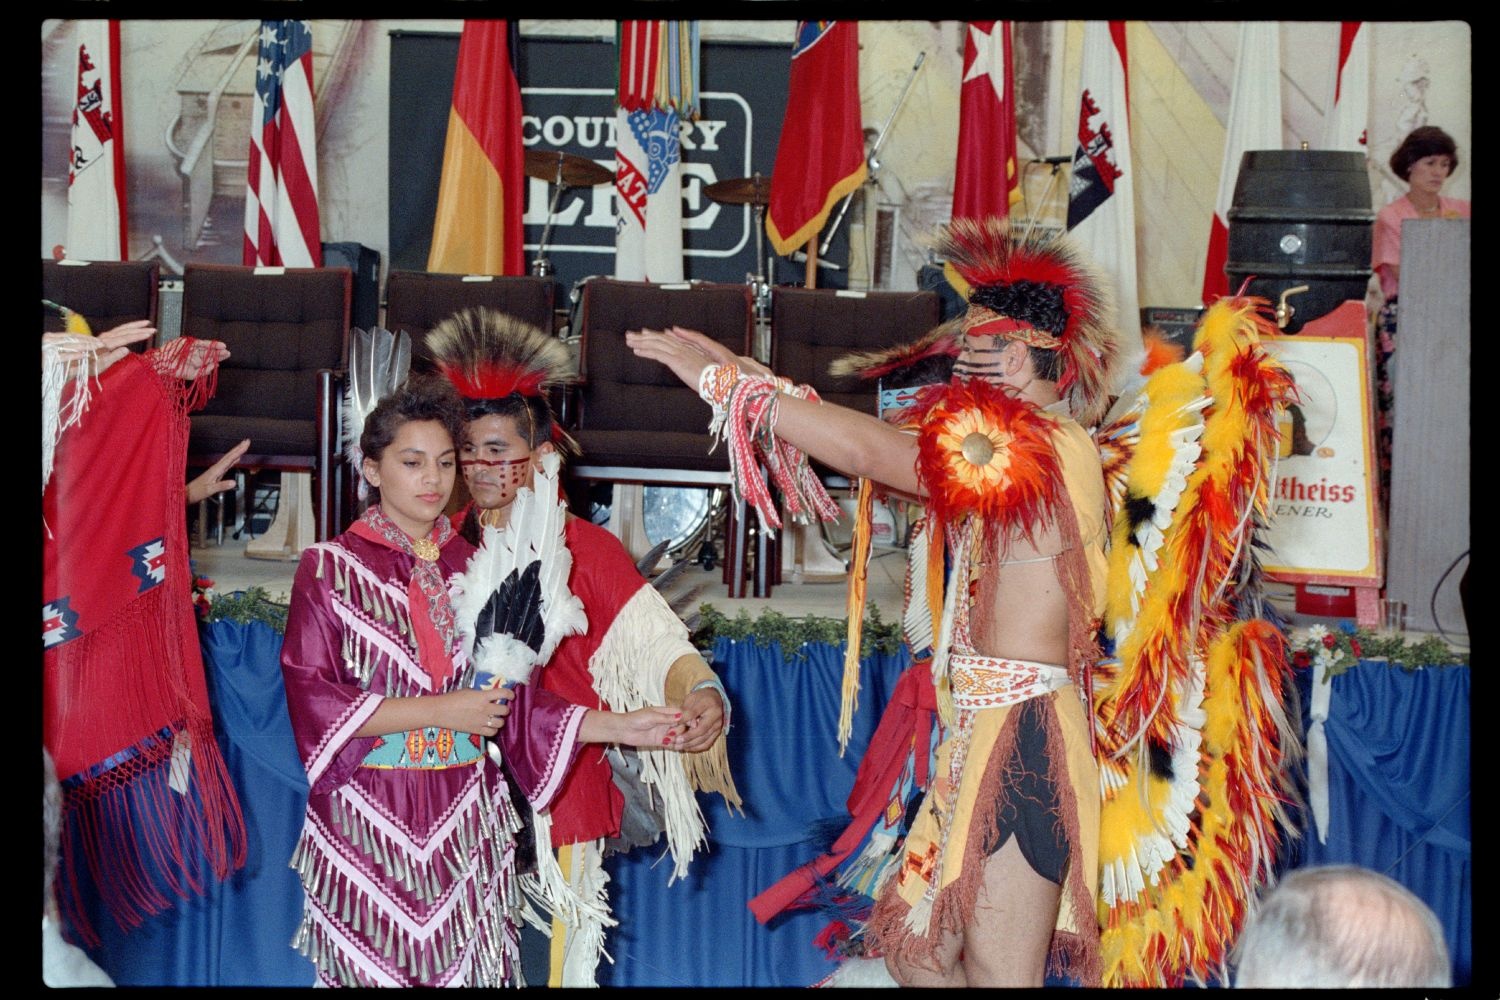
[703,173,775,361]
[523,147,848,572]
[525,147,776,355]
[524,149,614,278]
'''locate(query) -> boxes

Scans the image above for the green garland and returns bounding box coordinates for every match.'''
[1289,622,1468,680]
[202,586,290,634]
[692,602,905,659]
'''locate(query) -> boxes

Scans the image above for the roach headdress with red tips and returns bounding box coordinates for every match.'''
[938,217,1116,425]
[426,307,575,404]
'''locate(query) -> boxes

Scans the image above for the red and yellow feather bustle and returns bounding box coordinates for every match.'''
[1093,299,1299,987]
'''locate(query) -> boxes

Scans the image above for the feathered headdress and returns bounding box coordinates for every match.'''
[426,308,575,403]
[827,320,962,384]
[937,217,1116,426]
[342,326,412,501]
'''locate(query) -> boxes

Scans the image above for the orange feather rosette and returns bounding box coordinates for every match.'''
[915,379,1064,541]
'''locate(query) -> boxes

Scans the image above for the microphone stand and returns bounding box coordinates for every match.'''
[820,51,927,259]
[1022,156,1071,245]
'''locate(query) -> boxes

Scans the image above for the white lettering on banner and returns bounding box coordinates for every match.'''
[521,161,722,230]
[680,164,721,229]
[581,182,617,227]
[518,87,751,258]
[541,116,574,146]
[523,114,730,153]
[573,116,608,148]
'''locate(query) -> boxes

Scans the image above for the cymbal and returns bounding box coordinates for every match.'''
[523,149,614,188]
[704,175,772,206]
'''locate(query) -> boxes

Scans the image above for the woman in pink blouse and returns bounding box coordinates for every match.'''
[1371,126,1470,505]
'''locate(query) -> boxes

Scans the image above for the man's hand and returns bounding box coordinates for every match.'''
[677,686,725,752]
[187,438,250,505]
[625,326,719,390]
[665,326,775,381]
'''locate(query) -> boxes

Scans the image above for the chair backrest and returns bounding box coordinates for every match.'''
[42,259,160,348]
[771,287,943,415]
[572,279,752,471]
[385,271,556,373]
[182,263,350,460]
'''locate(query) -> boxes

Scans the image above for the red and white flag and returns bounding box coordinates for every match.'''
[65,20,127,262]
[952,21,1019,222]
[244,20,322,267]
[1320,22,1368,152]
[615,21,697,283]
[1202,22,1281,304]
[1067,21,1141,376]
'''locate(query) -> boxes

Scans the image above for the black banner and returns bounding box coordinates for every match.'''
[389,33,850,298]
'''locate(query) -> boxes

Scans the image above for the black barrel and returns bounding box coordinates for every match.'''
[1225,150,1374,332]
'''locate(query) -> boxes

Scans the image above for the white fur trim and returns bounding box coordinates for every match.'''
[42,335,97,497]
[588,586,705,881]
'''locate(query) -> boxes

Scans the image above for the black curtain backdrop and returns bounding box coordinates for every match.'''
[389,32,850,296]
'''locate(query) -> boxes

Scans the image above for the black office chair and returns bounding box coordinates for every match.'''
[767,285,943,581]
[569,278,767,597]
[42,259,160,346]
[182,263,351,543]
[385,270,557,373]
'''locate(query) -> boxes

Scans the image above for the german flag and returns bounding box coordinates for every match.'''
[428,21,524,276]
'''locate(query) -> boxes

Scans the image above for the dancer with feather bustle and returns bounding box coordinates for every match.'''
[629,218,1114,986]
[632,216,1301,988]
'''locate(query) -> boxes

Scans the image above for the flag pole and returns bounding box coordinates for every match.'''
[804,238,818,288]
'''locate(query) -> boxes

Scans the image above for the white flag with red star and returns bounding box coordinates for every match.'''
[1067,21,1141,379]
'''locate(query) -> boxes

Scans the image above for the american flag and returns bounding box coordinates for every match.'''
[243,20,322,267]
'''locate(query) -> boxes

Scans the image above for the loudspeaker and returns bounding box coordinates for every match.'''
[916,263,967,323]
[322,241,381,331]
[1140,306,1204,355]
[158,279,184,341]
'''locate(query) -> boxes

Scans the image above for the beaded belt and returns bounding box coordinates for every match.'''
[360,727,485,770]
[949,652,1070,709]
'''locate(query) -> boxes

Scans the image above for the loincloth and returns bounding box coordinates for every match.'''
[865,657,1101,986]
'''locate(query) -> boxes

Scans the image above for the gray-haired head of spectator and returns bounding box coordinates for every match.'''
[43,747,63,918]
[1233,865,1450,988]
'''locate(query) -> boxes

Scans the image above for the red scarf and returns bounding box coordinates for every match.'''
[347,504,460,687]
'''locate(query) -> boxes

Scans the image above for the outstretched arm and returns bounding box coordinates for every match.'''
[625,325,923,497]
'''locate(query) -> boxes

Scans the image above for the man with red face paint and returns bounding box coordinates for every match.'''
[426,308,741,987]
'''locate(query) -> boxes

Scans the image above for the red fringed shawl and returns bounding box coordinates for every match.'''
[42,344,246,943]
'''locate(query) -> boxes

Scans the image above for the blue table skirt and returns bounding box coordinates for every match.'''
[75,619,314,986]
[1292,659,1470,985]
[66,624,1470,988]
